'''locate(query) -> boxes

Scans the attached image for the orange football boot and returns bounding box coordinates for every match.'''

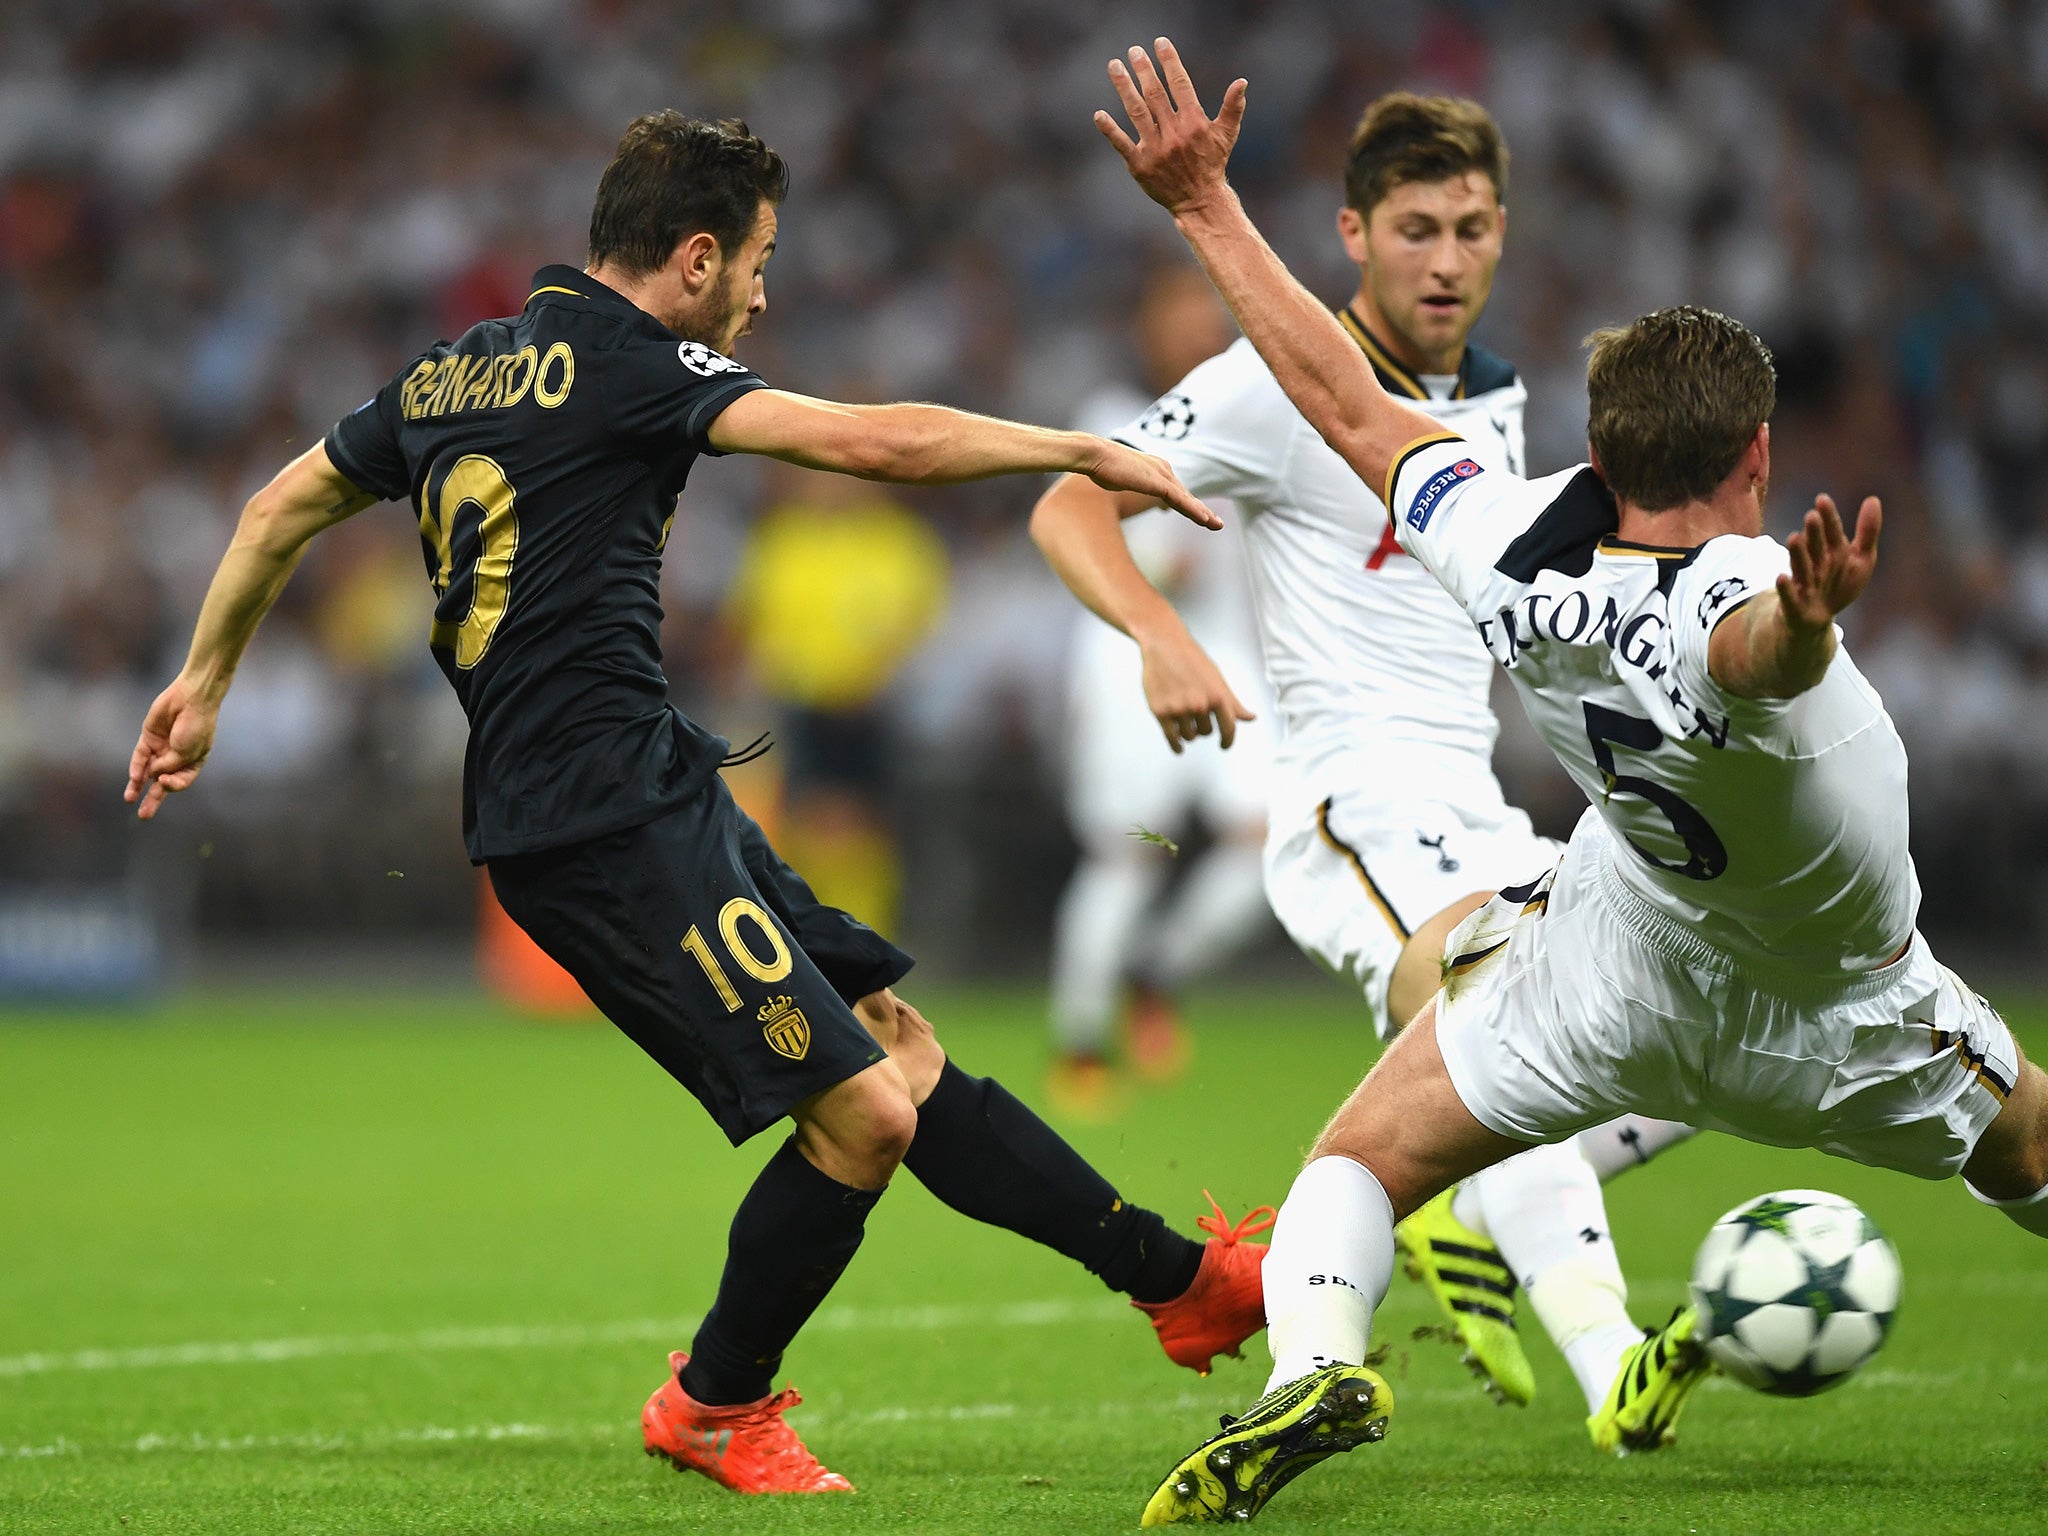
[642,1350,853,1494]
[1127,983,1192,1082]
[1132,1192,1277,1374]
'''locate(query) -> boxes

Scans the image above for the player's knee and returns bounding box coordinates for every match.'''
[859,1090,919,1169]
[1962,1072,2048,1201]
[797,1065,918,1186]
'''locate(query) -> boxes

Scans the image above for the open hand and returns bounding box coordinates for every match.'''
[125,678,219,820]
[1140,624,1257,752]
[1779,494,1882,632]
[1085,438,1221,530]
[1093,38,1247,216]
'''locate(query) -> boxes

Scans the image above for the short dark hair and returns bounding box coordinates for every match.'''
[1585,306,1777,511]
[1343,94,1507,215]
[587,112,788,277]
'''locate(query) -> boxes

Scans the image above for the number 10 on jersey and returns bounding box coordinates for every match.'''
[419,454,520,669]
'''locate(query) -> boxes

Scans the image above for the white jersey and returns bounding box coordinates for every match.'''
[1390,434,1917,978]
[1074,381,1260,659]
[1113,323,1527,805]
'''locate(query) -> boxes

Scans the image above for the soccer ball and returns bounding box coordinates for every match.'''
[1687,1189,1901,1396]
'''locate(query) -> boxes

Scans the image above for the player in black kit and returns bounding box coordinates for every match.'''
[125,113,1274,1497]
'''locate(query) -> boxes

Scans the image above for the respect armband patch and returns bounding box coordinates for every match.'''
[1407,458,1484,532]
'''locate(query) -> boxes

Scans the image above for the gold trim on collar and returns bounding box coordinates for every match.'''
[1339,308,1430,401]
[526,285,584,304]
[1382,430,1465,514]
[1596,536,1694,560]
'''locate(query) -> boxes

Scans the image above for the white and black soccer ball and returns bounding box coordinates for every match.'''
[1688,1189,1900,1397]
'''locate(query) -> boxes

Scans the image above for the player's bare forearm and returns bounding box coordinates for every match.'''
[1095,40,1437,499]
[178,446,375,700]
[1029,473,1185,647]
[1030,470,1255,750]
[1708,593,1836,700]
[711,390,1218,526]
[127,444,373,818]
[1708,495,1879,701]
[1171,193,1423,495]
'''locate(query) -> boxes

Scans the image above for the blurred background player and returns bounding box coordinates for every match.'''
[1038,91,1697,1420]
[727,464,950,937]
[1048,265,1274,1114]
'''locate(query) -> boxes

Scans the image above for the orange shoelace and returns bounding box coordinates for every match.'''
[731,1386,833,1477]
[1197,1189,1277,1244]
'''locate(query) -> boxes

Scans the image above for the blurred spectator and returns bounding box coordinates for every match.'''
[726,464,949,935]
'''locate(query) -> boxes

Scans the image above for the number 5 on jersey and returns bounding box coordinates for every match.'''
[420,454,520,669]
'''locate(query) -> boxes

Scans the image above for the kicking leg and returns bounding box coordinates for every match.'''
[1142,1000,1523,1526]
[856,988,1268,1372]
[1265,997,1528,1384]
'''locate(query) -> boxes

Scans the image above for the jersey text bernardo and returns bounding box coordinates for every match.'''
[322,265,767,863]
[399,341,577,420]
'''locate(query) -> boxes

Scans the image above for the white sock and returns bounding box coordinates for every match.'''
[1145,839,1270,988]
[1967,1177,2048,1238]
[1575,1116,1697,1182]
[1554,1310,1647,1411]
[1048,852,1163,1056]
[1469,1141,1640,1412]
[1263,1156,1396,1393]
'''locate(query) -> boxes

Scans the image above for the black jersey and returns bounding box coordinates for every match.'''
[324,265,767,861]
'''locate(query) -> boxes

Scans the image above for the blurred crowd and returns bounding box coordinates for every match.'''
[6,0,2048,956]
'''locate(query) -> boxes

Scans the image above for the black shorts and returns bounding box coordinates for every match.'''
[487,776,913,1145]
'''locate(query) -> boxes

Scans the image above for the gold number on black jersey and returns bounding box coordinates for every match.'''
[681,897,795,1013]
[420,454,519,670]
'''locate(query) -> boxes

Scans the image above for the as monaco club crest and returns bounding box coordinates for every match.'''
[759,995,811,1061]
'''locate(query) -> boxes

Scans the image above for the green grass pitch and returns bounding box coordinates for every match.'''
[0,981,2042,1534]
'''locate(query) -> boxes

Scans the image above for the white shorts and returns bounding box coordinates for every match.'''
[1263,774,1559,1041]
[1065,625,1271,844]
[1436,827,2018,1181]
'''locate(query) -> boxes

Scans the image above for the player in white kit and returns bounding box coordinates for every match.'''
[1036,91,1694,1416]
[1049,266,1274,1113]
[1094,43,2048,1525]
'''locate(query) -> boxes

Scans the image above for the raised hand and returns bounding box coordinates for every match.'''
[1084,438,1222,530]
[1779,494,1882,631]
[1140,623,1257,752]
[1093,37,1247,215]
[124,678,219,820]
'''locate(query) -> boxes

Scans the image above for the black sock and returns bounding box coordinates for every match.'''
[680,1136,883,1407]
[901,1061,1203,1304]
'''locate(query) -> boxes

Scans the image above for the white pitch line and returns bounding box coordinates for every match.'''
[0,1297,1130,1380]
[0,1393,1225,1462]
[0,1383,1525,1463]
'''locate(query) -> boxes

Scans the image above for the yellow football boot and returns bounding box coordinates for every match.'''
[1394,1185,1534,1406]
[1587,1306,1712,1454]
[1139,1364,1391,1526]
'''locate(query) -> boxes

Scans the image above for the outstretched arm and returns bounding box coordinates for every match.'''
[1709,494,1882,700]
[706,388,1219,530]
[1030,473,1256,750]
[126,443,377,819]
[1094,40,1439,505]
